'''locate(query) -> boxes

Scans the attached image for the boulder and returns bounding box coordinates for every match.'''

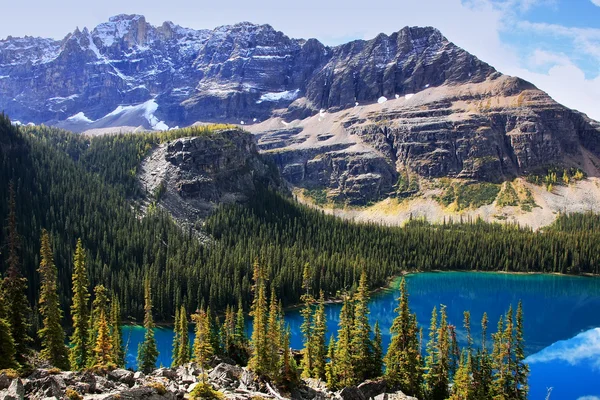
[337,386,366,400]
[109,369,136,386]
[0,374,10,391]
[358,379,387,399]
[2,379,24,400]
[152,368,177,380]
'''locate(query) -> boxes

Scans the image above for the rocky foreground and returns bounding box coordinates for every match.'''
[0,358,416,400]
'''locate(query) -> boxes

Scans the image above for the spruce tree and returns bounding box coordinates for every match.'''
[88,284,110,367]
[372,321,383,378]
[192,307,213,381]
[137,277,158,373]
[311,290,328,380]
[0,284,17,370]
[92,309,114,370]
[514,302,529,400]
[300,263,314,378]
[110,295,124,368]
[177,305,190,366]
[351,270,374,382]
[69,238,91,370]
[207,307,221,356]
[171,305,181,368]
[333,295,355,388]
[249,258,268,375]
[491,314,507,398]
[424,306,438,398]
[37,230,69,370]
[450,351,472,400]
[266,288,282,378]
[385,278,421,396]
[474,312,493,400]
[325,335,337,389]
[2,183,32,366]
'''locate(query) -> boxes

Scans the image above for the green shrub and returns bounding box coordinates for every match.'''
[190,382,224,400]
[66,388,83,400]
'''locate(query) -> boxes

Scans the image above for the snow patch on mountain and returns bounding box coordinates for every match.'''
[67,112,93,123]
[256,89,300,103]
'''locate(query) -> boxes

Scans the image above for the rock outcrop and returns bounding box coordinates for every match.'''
[3,15,600,206]
[137,128,283,225]
[0,365,416,400]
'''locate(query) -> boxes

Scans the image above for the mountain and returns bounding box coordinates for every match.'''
[2,15,600,221]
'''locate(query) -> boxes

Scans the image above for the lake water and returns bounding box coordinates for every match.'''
[122,272,600,399]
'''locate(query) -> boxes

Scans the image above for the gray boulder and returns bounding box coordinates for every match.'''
[109,369,136,386]
[338,386,366,400]
[1,379,24,400]
[358,379,387,399]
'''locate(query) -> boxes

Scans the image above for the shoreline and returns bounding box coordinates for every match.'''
[123,269,599,326]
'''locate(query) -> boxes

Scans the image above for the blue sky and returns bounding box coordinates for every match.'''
[1,0,599,120]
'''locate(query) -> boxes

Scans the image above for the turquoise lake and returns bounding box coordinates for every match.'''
[122,272,600,399]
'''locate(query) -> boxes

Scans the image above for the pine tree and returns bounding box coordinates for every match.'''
[311,290,328,380]
[171,305,181,368]
[137,277,158,373]
[385,278,421,397]
[450,351,472,400]
[280,325,298,387]
[2,183,32,366]
[333,295,355,388]
[0,284,17,370]
[37,230,69,370]
[433,305,451,400]
[325,335,337,389]
[473,313,493,400]
[424,306,439,398]
[372,321,383,377]
[177,305,190,365]
[192,307,214,379]
[249,258,268,375]
[88,284,110,367]
[207,307,221,356]
[110,295,124,368]
[266,288,282,378]
[514,302,529,400]
[92,309,114,370]
[491,314,508,399]
[300,263,315,378]
[351,270,374,382]
[69,238,91,370]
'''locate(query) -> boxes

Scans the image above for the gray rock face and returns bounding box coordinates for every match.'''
[138,128,283,224]
[0,15,493,130]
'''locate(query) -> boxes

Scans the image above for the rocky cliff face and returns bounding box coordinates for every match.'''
[2,15,600,206]
[137,129,282,225]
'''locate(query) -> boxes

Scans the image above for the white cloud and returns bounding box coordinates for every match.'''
[591,0,600,7]
[578,397,600,400]
[526,328,600,368]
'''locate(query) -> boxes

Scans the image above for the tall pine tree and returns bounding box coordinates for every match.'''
[351,270,375,382]
[37,230,69,370]
[69,238,91,370]
[137,277,158,373]
[2,183,32,366]
[249,258,269,375]
[110,295,124,368]
[384,278,422,397]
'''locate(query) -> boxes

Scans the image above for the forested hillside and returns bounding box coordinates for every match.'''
[1,113,599,325]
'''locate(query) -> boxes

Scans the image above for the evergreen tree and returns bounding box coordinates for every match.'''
[0,284,17,370]
[37,230,69,370]
[171,305,181,368]
[514,302,529,400]
[325,335,337,389]
[491,314,508,398]
[300,263,315,378]
[192,308,214,369]
[2,183,32,366]
[137,277,158,373]
[110,295,124,368]
[433,305,451,400]
[249,259,268,375]
[450,351,473,400]
[177,305,190,366]
[311,290,328,380]
[280,325,298,387]
[333,295,355,388]
[69,238,91,370]
[473,313,493,400]
[266,288,282,378]
[372,321,383,378]
[385,278,421,396]
[351,270,374,382]
[92,309,114,370]
[207,307,221,356]
[88,284,110,367]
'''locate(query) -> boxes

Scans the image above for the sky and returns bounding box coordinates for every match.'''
[1,0,599,120]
